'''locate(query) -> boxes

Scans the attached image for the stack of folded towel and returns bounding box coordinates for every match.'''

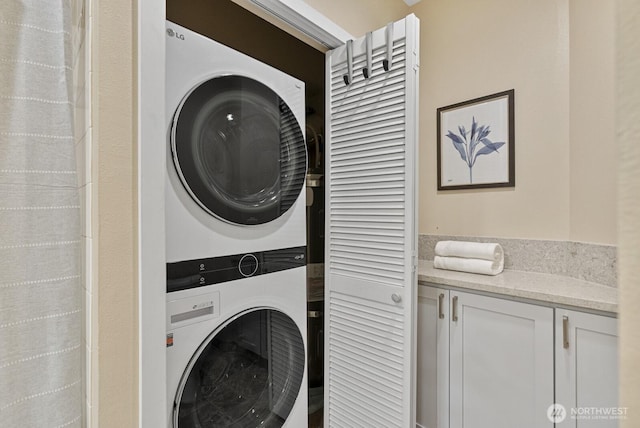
[433,241,504,276]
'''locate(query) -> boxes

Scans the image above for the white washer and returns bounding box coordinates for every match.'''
[165,21,307,263]
[166,264,308,428]
[165,21,308,428]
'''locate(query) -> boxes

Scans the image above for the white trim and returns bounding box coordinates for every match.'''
[406,15,420,428]
[245,0,353,48]
[138,0,167,426]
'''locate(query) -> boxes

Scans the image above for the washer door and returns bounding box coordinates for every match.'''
[174,309,305,428]
[171,75,307,225]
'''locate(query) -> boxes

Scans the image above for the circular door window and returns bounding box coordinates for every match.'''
[174,309,305,428]
[171,75,307,225]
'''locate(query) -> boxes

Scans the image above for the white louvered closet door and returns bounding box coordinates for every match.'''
[324,14,420,428]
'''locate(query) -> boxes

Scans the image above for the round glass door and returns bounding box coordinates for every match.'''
[174,309,305,428]
[171,75,307,225]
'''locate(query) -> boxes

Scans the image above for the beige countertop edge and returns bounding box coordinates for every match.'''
[418,260,618,314]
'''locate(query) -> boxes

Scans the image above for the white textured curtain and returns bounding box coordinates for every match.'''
[0,1,82,427]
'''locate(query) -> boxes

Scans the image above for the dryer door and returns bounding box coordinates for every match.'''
[171,75,307,225]
[174,308,305,428]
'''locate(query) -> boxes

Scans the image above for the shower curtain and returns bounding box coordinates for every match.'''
[0,1,82,427]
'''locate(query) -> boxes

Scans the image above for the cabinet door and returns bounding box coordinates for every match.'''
[325,14,420,428]
[417,286,449,428]
[449,292,554,428]
[555,309,618,427]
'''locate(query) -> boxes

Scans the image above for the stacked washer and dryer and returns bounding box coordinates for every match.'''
[165,22,309,428]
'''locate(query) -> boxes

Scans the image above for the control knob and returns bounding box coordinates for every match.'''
[238,254,259,277]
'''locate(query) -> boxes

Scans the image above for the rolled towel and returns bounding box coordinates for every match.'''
[433,255,504,276]
[435,241,503,262]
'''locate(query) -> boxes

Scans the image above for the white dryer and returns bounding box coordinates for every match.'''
[165,21,308,428]
[166,251,308,428]
[165,21,307,263]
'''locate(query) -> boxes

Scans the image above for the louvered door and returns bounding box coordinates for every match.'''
[324,15,419,428]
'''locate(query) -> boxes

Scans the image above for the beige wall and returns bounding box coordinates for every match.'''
[569,0,616,244]
[92,0,139,426]
[618,0,640,423]
[414,0,615,245]
[311,0,616,244]
[303,0,410,38]
[414,0,573,241]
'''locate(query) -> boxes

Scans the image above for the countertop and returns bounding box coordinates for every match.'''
[418,260,618,314]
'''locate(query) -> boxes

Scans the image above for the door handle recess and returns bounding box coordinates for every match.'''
[563,316,569,349]
[452,296,459,322]
[438,293,445,319]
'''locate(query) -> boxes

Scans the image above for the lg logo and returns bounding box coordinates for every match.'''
[166,28,185,40]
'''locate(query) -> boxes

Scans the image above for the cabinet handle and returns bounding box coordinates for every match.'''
[438,293,445,319]
[391,293,402,304]
[563,315,569,349]
[452,296,459,322]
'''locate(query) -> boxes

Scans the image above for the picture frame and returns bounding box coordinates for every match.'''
[437,89,515,190]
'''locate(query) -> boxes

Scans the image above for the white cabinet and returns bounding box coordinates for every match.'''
[449,291,554,428]
[417,287,449,428]
[417,287,554,428]
[555,309,619,427]
[418,286,617,428]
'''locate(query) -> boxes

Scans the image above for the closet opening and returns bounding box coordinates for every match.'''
[166,1,328,426]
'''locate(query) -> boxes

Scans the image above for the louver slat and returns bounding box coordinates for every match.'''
[325,14,419,428]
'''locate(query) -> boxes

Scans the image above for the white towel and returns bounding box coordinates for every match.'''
[433,255,504,276]
[435,240,504,262]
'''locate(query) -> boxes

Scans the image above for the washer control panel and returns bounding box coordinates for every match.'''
[167,246,306,293]
[238,254,259,277]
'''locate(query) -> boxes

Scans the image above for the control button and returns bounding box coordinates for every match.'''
[238,254,259,277]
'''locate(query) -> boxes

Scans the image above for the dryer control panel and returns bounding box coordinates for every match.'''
[166,246,306,293]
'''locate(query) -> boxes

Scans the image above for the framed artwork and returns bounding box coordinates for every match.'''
[437,89,515,190]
